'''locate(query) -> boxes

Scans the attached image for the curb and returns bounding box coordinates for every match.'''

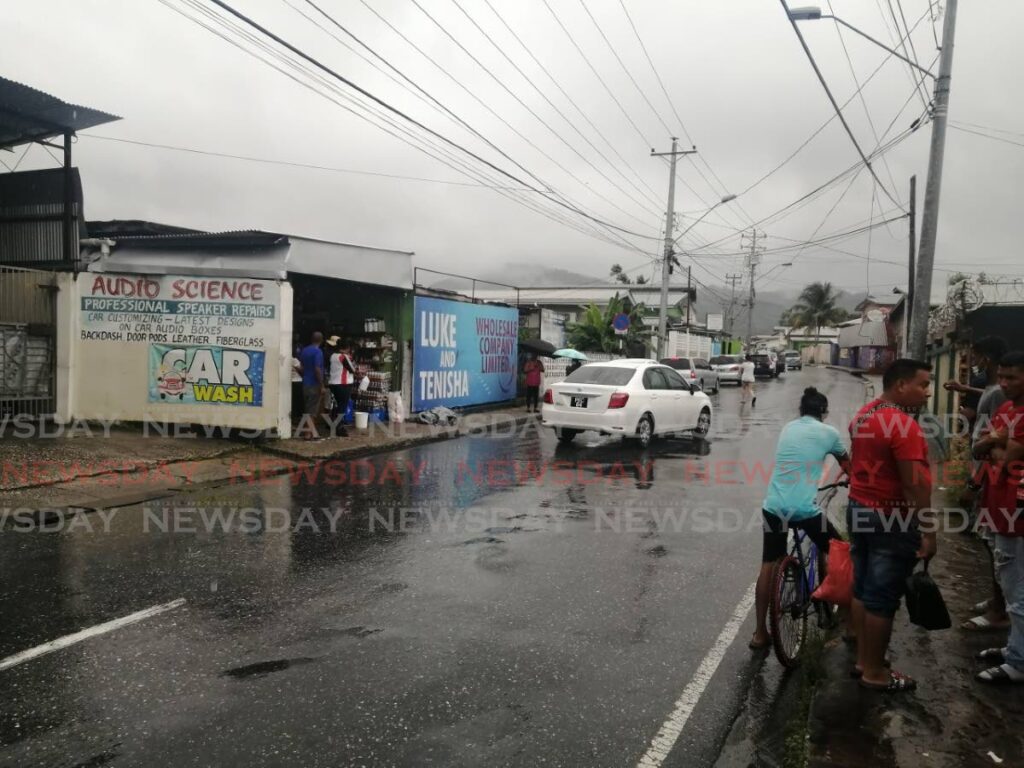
[0,445,249,494]
[5,414,534,525]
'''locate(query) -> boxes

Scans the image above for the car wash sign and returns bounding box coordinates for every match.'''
[149,344,265,406]
[413,296,518,411]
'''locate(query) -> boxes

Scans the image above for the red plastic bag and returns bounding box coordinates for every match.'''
[812,539,853,607]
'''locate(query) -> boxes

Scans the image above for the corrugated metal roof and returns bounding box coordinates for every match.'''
[838,319,890,348]
[0,77,119,150]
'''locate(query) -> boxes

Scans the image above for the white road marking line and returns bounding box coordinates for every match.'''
[0,598,186,673]
[637,583,757,768]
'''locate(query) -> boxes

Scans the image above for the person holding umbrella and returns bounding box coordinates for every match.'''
[555,348,588,378]
[523,353,545,413]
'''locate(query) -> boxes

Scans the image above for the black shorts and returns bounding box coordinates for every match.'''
[762,510,839,563]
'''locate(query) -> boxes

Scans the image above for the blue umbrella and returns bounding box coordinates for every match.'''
[553,348,588,361]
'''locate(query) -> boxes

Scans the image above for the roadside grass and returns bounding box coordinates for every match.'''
[783,633,828,768]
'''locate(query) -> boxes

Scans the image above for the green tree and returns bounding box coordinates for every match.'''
[785,282,850,343]
[609,264,648,285]
[567,294,648,355]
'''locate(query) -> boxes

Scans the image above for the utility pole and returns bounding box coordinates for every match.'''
[652,139,697,358]
[724,273,743,336]
[905,175,916,355]
[742,230,765,350]
[908,0,958,360]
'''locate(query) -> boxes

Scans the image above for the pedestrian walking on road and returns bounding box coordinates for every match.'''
[973,351,1024,685]
[741,356,756,407]
[750,387,849,651]
[297,331,327,440]
[847,358,934,692]
[523,353,545,413]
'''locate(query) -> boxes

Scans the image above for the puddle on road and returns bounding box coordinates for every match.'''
[221,657,316,680]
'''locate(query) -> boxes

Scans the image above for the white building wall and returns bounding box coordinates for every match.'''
[58,272,292,435]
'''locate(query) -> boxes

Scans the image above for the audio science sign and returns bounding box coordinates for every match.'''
[412,296,519,412]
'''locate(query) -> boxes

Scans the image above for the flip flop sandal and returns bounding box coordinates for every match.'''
[972,599,993,613]
[850,659,893,679]
[976,648,1007,664]
[748,638,771,651]
[859,671,917,692]
[976,664,1024,685]
[961,615,1011,632]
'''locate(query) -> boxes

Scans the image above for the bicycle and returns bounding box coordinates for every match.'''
[768,481,848,668]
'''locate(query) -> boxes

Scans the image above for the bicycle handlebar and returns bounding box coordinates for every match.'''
[818,481,850,492]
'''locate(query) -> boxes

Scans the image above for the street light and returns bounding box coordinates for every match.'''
[672,193,737,248]
[788,0,958,359]
[787,5,934,79]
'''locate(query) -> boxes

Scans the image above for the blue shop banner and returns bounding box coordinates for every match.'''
[149,344,265,406]
[413,296,518,411]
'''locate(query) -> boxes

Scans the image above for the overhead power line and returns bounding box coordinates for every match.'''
[164,0,657,253]
[779,0,907,214]
[188,0,661,242]
[79,133,534,189]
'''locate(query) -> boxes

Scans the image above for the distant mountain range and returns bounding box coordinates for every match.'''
[424,263,870,335]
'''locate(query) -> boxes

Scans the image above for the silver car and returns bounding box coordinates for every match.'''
[659,357,720,394]
[710,354,744,385]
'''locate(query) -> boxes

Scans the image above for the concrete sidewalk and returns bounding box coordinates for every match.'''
[0,410,534,516]
[808,527,1024,767]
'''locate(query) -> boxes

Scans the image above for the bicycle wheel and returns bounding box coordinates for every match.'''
[769,555,809,668]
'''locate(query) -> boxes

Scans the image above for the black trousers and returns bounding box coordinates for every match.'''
[526,385,540,409]
[330,384,354,418]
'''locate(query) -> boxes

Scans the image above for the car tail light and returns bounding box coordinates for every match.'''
[689,369,697,379]
[543,389,553,404]
[608,392,629,409]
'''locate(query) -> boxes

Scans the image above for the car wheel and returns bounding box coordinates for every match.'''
[694,408,712,437]
[557,428,578,444]
[636,414,654,448]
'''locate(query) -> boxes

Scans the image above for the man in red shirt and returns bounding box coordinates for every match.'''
[847,359,934,692]
[973,351,1024,684]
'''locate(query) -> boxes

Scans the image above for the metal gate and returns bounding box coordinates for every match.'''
[0,265,57,418]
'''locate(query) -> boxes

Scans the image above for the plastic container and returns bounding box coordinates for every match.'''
[354,411,369,430]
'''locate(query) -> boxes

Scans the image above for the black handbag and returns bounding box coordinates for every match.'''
[905,560,952,630]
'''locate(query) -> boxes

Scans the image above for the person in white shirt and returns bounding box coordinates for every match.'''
[326,336,357,436]
[741,356,757,407]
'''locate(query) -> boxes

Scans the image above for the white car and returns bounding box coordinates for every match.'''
[710,354,745,385]
[541,359,713,448]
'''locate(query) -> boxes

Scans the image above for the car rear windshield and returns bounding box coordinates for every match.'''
[710,356,739,365]
[752,355,771,363]
[563,366,635,386]
[658,358,692,369]
[785,352,800,357]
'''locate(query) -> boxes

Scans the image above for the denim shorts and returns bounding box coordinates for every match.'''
[846,502,921,618]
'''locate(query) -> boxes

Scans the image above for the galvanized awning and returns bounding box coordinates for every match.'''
[0,77,119,150]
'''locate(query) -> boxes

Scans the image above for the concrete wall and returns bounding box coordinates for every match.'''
[57,272,292,435]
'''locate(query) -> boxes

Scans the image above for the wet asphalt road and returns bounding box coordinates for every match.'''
[0,367,864,768]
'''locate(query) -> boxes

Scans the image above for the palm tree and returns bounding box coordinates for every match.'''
[787,282,849,344]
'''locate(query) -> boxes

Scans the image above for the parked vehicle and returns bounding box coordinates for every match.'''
[541,359,713,448]
[751,354,776,378]
[710,354,745,385]
[784,350,802,370]
[659,357,719,393]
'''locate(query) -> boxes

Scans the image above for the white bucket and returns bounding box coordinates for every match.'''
[354,411,369,430]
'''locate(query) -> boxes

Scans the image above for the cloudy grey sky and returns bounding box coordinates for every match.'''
[4,0,1022,300]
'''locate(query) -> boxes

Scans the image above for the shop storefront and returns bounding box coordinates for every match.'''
[70,230,414,435]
